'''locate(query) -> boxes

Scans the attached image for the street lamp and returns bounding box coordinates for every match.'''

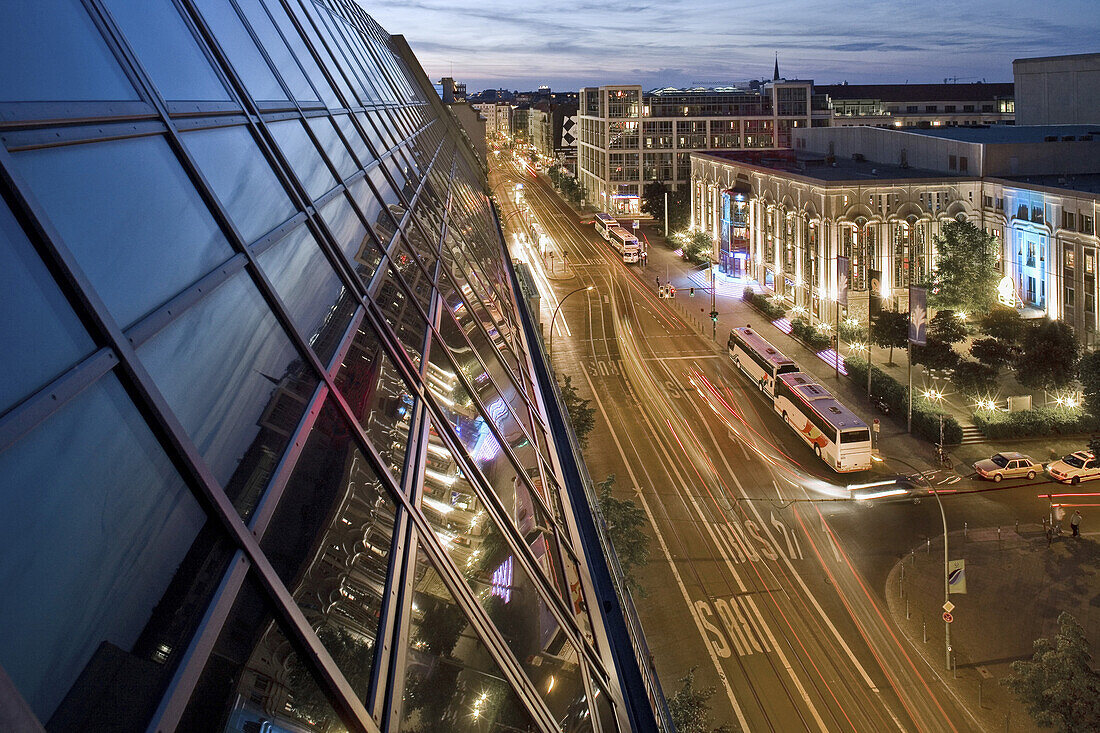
[876,452,953,671]
[548,285,594,361]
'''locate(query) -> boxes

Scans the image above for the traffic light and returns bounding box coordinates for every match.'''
[689,287,695,297]
[710,310,719,323]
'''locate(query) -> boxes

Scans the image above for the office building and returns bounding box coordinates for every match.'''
[0,1,661,731]
[1014,52,1100,125]
[691,125,1100,340]
[577,79,832,217]
[817,82,1015,128]
[472,102,513,138]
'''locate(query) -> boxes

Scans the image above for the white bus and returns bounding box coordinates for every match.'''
[774,373,873,472]
[727,326,799,396]
[607,226,640,263]
[594,212,618,240]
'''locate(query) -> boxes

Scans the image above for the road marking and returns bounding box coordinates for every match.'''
[580,368,752,733]
[645,354,723,361]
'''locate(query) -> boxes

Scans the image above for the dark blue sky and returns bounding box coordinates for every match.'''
[368,0,1100,92]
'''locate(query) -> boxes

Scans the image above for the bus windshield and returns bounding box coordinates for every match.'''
[840,429,871,444]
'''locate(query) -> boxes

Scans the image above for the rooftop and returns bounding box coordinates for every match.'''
[903,124,1100,144]
[1000,174,1100,196]
[814,82,1013,103]
[699,150,950,183]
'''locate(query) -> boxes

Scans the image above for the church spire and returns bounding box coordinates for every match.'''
[773,54,780,81]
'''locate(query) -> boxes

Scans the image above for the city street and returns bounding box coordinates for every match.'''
[490,153,1093,732]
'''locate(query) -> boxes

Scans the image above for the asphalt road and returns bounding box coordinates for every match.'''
[490,155,1060,732]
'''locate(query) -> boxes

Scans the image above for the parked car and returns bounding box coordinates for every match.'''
[1046,451,1100,484]
[973,452,1039,482]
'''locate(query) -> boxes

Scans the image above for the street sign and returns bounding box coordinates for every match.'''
[942,601,955,613]
[632,219,639,229]
[943,611,954,624]
[872,418,880,433]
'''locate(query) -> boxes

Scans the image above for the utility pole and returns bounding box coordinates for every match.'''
[664,191,669,238]
[710,257,718,341]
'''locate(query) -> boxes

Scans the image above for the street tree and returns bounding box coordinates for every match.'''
[1002,612,1100,733]
[667,668,739,733]
[680,229,713,266]
[929,309,968,343]
[979,305,1024,343]
[870,310,909,365]
[953,359,998,396]
[597,474,650,594]
[1080,350,1100,416]
[558,374,595,449]
[970,337,1018,372]
[1015,319,1080,391]
[929,220,1001,315]
[912,338,960,372]
[640,181,669,219]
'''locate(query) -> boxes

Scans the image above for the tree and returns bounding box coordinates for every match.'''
[953,359,998,396]
[597,474,650,594]
[1002,612,1100,733]
[641,181,669,219]
[970,337,1018,371]
[1015,319,1080,391]
[929,220,1001,314]
[1080,350,1100,416]
[912,338,960,372]
[681,230,713,266]
[980,305,1024,343]
[871,310,909,365]
[667,668,739,733]
[929,309,968,344]
[558,374,595,448]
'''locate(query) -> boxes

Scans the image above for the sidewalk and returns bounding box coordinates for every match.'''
[886,527,1100,732]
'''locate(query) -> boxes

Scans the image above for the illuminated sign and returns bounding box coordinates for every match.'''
[490,556,513,603]
[997,275,1018,307]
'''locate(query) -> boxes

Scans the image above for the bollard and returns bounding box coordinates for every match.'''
[927,537,931,554]
[900,566,905,596]
[953,653,957,678]
[979,679,983,708]
[906,598,910,619]
[1015,519,1019,534]
[911,550,915,565]
[964,521,968,540]
[923,622,927,643]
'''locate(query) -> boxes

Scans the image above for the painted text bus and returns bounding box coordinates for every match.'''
[594,212,618,240]
[727,327,799,396]
[774,373,873,472]
[607,226,640,263]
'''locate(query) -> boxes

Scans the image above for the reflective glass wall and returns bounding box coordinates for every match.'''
[0,1,646,731]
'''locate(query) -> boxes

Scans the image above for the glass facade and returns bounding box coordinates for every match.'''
[0,2,655,731]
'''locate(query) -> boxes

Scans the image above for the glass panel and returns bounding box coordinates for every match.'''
[269,118,337,201]
[12,136,233,328]
[262,0,340,108]
[283,0,360,107]
[419,415,585,721]
[256,224,354,366]
[181,124,296,244]
[401,539,540,732]
[318,190,383,287]
[0,0,138,102]
[333,319,411,483]
[137,271,317,520]
[234,0,317,102]
[307,115,358,181]
[192,0,287,102]
[260,396,397,709]
[102,0,230,101]
[353,168,398,245]
[595,679,620,732]
[0,202,95,415]
[375,260,429,369]
[0,374,211,724]
[177,573,358,733]
[335,113,375,169]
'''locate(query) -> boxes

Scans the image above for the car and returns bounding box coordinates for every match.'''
[1046,451,1100,484]
[973,452,1039,482]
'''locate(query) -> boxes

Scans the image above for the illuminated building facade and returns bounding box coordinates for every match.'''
[577,82,832,217]
[692,126,1100,341]
[0,1,661,731]
[818,83,1015,129]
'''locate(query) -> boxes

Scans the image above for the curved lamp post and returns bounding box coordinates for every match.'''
[548,285,594,362]
[874,451,952,671]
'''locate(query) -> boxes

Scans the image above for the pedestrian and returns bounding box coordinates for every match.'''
[1071,510,1082,537]
[1054,504,1066,534]
[1046,520,1054,547]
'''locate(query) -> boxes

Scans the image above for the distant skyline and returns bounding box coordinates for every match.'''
[368,0,1099,92]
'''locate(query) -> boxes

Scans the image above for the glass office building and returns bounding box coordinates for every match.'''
[0,1,659,730]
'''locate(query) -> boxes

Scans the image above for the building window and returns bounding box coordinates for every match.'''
[945,105,956,112]
[1027,242,1036,268]
[1065,211,1076,230]
[982,104,994,112]
[1083,215,1094,235]
[926,105,937,113]
[959,156,968,172]
[907,105,918,113]
[983,195,993,208]
[1066,286,1076,308]
[1086,251,1095,275]
[1065,246,1076,269]
[963,105,975,112]
[1027,276,1036,302]
[949,155,957,170]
